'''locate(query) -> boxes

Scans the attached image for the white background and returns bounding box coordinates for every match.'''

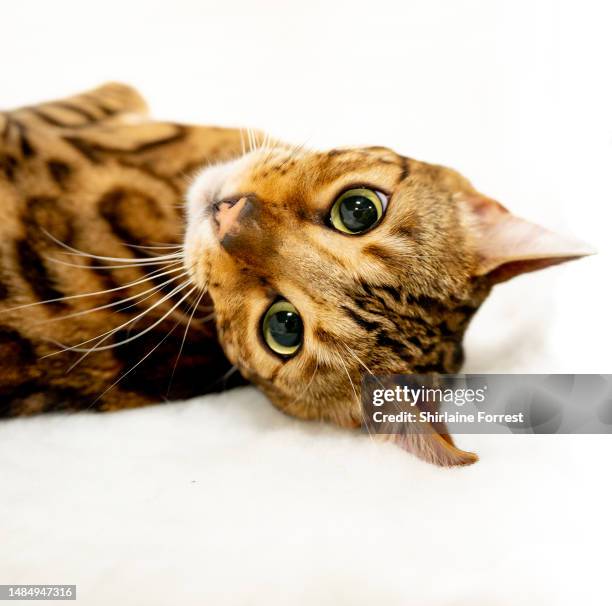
[3,0,610,370]
[1,1,611,604]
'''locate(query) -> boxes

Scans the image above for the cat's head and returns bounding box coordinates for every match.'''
[184,144,591,466]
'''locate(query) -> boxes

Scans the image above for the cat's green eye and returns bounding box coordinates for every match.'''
[262,300,303,357]
[330,188,386,234]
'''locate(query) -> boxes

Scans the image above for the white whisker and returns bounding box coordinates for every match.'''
[61,281,190,373]
[239,128,246,156]
[336,345,380,442]
[337,353,358,402]
[47,256,183,270]
[43,281,193,356]
[33,271,188,326]
[4,264,186,312]
[219,364,239,385]
[41,227,181,264]
[289,359,319,406]
[85,285,197,353]
[123,243,182,251]
[167,288,206,394]
[341,342,385,389]
[89,318,183,408]
[59,250,182,264]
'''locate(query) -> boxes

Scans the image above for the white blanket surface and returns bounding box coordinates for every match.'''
[1,378,609,605]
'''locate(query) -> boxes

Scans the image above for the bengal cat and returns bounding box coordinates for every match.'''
[0,83,591,465]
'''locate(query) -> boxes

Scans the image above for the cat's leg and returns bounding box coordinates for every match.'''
[5,82,149,132]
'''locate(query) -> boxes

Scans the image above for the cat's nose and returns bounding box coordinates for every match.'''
[212,196,250,240]
[211,194,270,262]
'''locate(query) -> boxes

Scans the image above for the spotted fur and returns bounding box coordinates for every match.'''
[1,84,590,465]
[0,84,246,415]
[184,143,591,465]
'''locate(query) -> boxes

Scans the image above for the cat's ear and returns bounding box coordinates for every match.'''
[380,427,478,467]
[457,194,595,284]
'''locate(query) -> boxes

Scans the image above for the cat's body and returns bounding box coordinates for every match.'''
[0,84,591,465]
[0,84,245,415]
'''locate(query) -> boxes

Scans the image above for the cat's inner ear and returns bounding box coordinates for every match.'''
[458,194,595,284]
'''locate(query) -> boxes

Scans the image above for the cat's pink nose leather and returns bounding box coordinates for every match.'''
[213,197,249,239]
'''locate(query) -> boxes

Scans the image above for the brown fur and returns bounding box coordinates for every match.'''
[0,83,247,415]
[184,144,591,466]
[1,84,591,465]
